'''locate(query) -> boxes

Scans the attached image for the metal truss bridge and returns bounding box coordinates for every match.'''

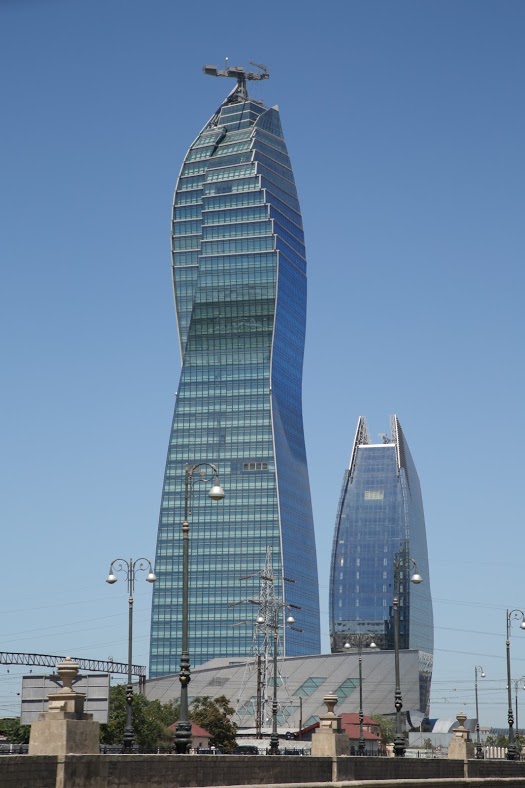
[0,652,147,690]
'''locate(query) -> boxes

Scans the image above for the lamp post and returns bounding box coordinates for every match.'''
[269,607,280,755]
[175,463,225,754]
[393,555,422,758]
[262,608,297,755]
[505,608,525,760]
[514,676,525,743]
[106,557,156,751]
[344,636,377,754]
[474,665,485,759]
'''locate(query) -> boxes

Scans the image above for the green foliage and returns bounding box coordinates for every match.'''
[484,732,521,748]
[100,684,179,750]
[190,695,237,750]
[370,714,396,748]
[0,717,30,744]
[100,686,237,751]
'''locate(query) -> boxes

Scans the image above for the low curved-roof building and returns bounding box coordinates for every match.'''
[146,649,427,733]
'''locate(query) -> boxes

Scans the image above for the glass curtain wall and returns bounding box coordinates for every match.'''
[149,91,320,678]
[329,416,433,712]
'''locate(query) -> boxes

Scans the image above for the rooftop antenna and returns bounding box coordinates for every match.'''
[202,60,269,102]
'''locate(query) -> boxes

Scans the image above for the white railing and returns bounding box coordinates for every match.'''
[483,746,508,759]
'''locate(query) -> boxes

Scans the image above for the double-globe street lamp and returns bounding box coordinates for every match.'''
[175,463,225,754]
[474,665,485,759]
[260,606,299,755]
[106,557,156,751]
[251,597,300,756]
[505,608,525,760]
[392,555,423,758]
[344,636,377,754]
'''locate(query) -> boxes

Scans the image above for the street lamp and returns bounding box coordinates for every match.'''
[106,557,156,751]
[344,636,377,754]
[269,608,281,756]
[175,463,225,754]
[251,602,300,755]
[505,608,525,760]
[265,609,299,755]
[393,555,423,758]
[514,676,525,742]
[474,665,485,759]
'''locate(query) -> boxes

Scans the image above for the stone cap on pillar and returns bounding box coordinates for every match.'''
[47,657,86,716]
[319,693,342,731]
[453,711,471,741]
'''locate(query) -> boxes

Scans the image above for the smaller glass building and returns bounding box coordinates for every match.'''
[329,416,433,713]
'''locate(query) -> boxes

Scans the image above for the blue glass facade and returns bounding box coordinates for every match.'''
[329,416,433,712]
[149,87,321,678]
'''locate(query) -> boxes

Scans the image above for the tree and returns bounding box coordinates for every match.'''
[190,695,237,750]
[0,718,30,744]
[370,714,396,750]
[100,684,179,750]
[485,733,509,748]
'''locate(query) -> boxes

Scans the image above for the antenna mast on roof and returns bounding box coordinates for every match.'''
[202,60,269,102]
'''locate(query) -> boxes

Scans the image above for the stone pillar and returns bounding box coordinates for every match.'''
[448,711,475,760]
[29,657,100,755]
[311,693,349,757]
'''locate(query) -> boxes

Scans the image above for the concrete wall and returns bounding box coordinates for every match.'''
[0,755,56,788]
[2,753,525,788]
[343,756,463,782]
[63,755,330,788]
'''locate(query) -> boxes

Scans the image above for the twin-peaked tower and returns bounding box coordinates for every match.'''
[149,65,321,677]
[329,416,434,711]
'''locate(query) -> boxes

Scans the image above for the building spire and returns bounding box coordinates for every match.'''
[202,60,269,103]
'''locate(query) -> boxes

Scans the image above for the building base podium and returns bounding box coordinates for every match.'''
[29,657,100,755]
[311,693,349,757]
[448,712,475,760]
[29,711,100,755]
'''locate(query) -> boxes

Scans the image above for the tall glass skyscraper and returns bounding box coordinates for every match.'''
[149,68,321,678]
[329,416,433,710]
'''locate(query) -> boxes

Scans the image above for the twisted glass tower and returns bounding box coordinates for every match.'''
[329,416,433,711]
[149,68,321,678]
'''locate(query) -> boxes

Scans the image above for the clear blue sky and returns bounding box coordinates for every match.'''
[1,0,524,728]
